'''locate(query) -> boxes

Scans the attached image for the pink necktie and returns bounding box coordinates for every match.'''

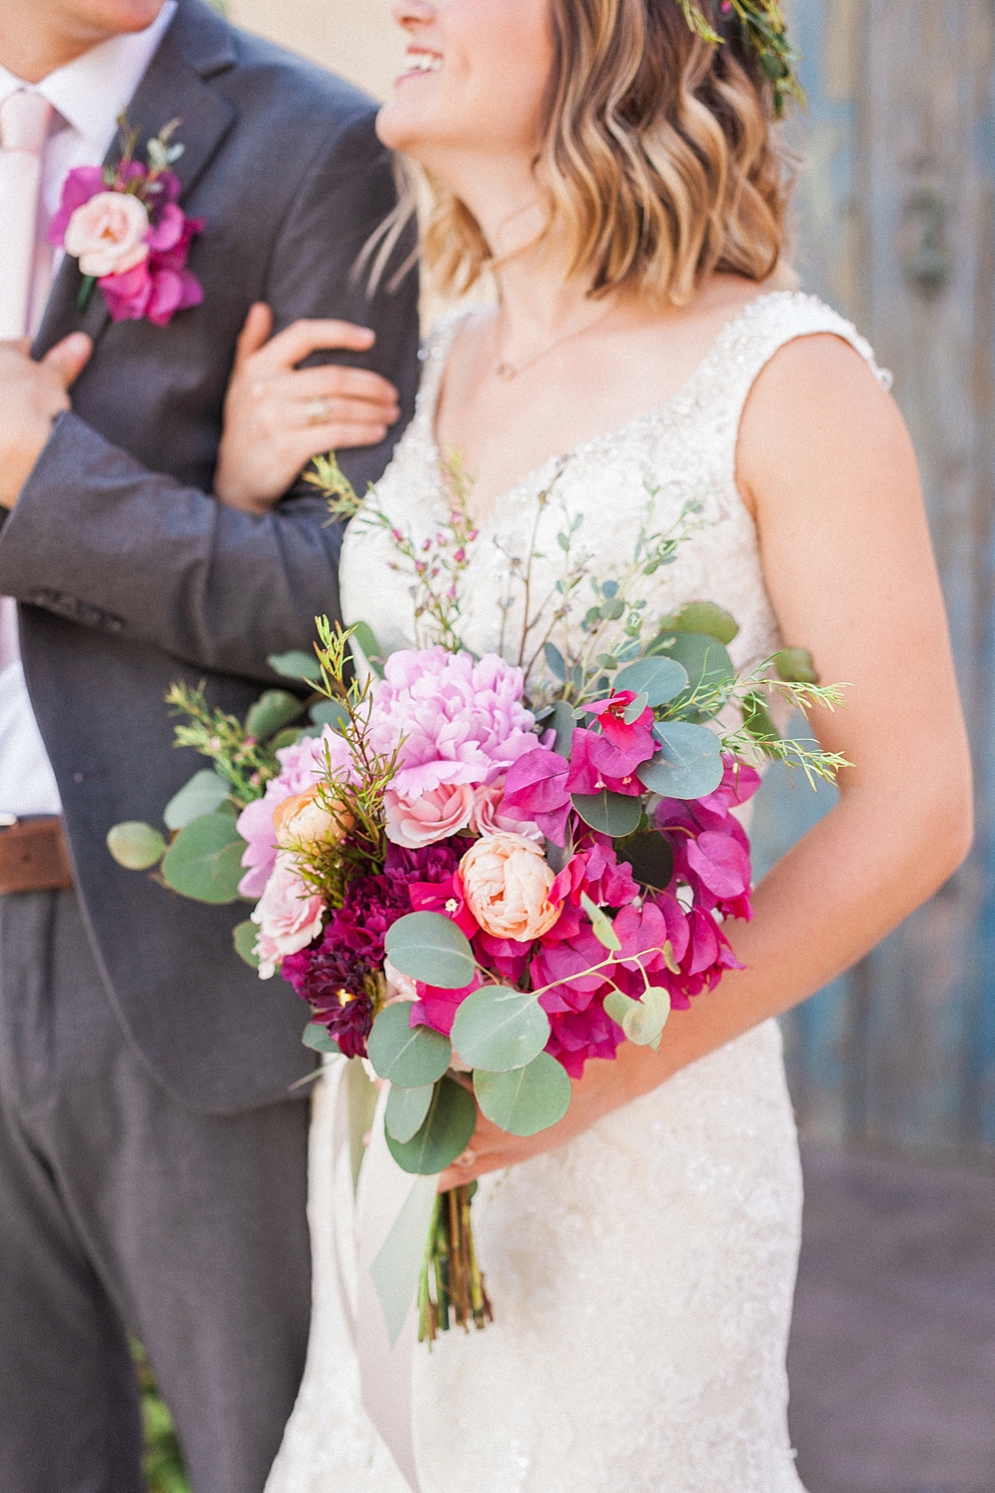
[0,90,53,340]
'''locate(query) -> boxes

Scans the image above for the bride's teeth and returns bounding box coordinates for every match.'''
[408,53,441,72]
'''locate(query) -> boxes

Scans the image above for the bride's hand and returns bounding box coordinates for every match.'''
[214,303,401,514]
[437,1043,665,1191]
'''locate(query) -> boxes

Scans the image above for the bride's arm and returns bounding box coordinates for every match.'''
[440,333,973,1189]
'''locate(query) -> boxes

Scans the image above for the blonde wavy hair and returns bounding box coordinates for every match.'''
[416,0,795,305]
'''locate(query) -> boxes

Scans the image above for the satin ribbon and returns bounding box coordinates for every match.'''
[329,1059,440,1493]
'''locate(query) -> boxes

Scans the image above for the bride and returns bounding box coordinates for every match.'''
[216,0,971,1488]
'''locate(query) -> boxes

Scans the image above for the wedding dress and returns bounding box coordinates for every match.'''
[265,291,888,1493]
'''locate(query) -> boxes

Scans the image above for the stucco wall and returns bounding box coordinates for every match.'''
[229,0,402,101]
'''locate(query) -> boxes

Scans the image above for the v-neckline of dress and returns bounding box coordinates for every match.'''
[423,289,785,531]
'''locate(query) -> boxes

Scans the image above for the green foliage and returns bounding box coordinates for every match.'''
[131,1339,190,1493]
[616,829,674,892]
[232,919,260,969]
[106,821,166,871]
[385,1082,435,1143]
[383,912,477,989]
[614,654,688,705]
[302,1021,341,1054]
[368,1003,453,1086]
[268,649,322,684]
[638,721,724,799]
[161,813,245,903]
[656,600,740,645]
[774,646,819,684]
[244,690,304,742]
[385,1075,477,1175]
[450,986,550,1072]
[165,681,278,807]
[163,769,231,831]
[570,789,642,837]
[603,986,670,1048]
[473,1053,572,1135]
[653,631,735,701]
[580,890,621,951]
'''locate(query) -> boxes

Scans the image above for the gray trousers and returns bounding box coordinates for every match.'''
[0,890,312,1493]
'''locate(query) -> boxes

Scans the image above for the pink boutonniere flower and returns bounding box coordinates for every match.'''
[48,114,204,327]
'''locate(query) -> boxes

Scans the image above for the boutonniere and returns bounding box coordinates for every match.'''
[48,114,204,327]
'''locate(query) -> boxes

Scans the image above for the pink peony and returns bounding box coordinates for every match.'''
[459,832,562,941]
[236,727,355,898]
[384,782,475,848]
[64,190,149,277]
[251,852,325,979]
[369,647,537,798]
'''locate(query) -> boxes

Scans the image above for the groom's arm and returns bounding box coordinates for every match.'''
[0,111,420,685]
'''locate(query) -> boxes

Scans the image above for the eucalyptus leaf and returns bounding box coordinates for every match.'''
[570,790,642,837]
[616,829,674,892]
[656,631,735,698]
[161,812,245,904]
[367,1002,452,1086]
[549,698,576,758]
[622,690,649,724]
[309,699,350,731]
[232,918,260,969]
[655,601,739,645]
[385,1075,477,1175]
[245,690,304,742]
[474,1053,572,1136]
[638,722,724,800]
[450,986,550,1072]
[384,912,477,989]
[106,821,166,871]
[544,641,566,681]
[580,890,621,951]
[163,769,231,831]
[774,646,819,684]
[613,655,688,706]
[270,727,305,752]
[385,1082,435,1143]
[302,1021,340,1055]
[603,986,671,1046]
[268,649,322,684]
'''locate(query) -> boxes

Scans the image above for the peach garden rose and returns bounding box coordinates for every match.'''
[458,831,562,942]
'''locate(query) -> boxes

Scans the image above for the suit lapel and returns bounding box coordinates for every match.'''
[33,0,237,359]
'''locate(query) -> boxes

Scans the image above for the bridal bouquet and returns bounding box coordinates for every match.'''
[109,459,846,1341]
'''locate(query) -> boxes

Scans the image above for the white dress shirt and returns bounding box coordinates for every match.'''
[0,1,176,817]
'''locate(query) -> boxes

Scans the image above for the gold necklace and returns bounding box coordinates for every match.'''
[493,301,617,381]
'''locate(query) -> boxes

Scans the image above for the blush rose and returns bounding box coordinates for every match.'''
[64,191,150,277]
[251,852,325,979]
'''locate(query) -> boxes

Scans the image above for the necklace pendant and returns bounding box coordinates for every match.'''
[494,360,517,381]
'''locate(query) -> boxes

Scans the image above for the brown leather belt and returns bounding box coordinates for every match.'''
[0,816,74,895]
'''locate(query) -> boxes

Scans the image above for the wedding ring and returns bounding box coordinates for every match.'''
[305,397,329,426]
[455,1148,477,1168]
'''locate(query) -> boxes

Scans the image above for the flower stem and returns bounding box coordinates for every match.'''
[417,1184,492,1344]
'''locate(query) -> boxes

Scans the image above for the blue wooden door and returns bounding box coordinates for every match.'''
[754,0,995,1156]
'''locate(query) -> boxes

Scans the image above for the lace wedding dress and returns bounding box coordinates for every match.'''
[265,291,888,1493]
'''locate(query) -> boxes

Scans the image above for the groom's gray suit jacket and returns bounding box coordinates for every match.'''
[0,0,420,1113]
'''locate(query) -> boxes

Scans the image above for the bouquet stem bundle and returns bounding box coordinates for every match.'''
[418,1182,492,1343]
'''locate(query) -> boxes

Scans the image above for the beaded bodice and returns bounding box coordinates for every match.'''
[340,291,887,695]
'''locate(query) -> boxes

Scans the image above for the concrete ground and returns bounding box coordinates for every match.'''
[788,1145,995,1493]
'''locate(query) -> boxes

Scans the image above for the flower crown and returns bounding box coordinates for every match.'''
[679,0,803,116]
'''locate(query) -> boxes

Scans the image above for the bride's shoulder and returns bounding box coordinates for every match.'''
[730,289,891,392]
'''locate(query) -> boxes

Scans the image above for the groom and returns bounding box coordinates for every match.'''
[0,1,418,1490]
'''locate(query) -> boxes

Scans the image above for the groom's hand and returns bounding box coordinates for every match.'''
[214,303,402,515]
[0,334,93,510]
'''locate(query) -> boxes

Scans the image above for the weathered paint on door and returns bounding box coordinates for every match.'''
[757,0,995,1156]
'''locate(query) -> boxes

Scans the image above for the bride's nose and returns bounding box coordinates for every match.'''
[393,0,436,26]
